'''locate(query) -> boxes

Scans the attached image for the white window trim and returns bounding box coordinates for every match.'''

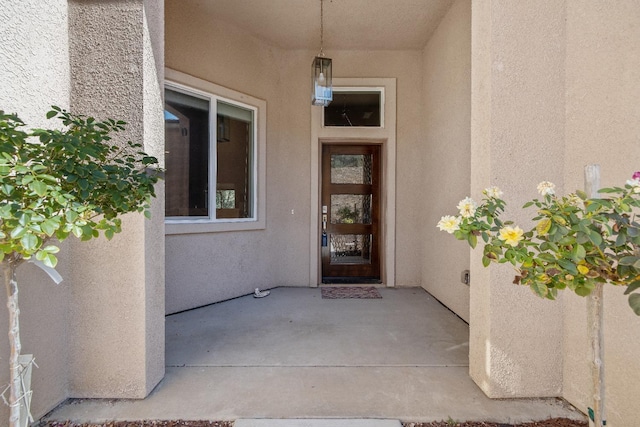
[164,68,266,235]
[322,86,385,129]
[309,78,397,287]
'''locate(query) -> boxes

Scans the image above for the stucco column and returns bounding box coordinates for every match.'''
[469,1,566,397]
[67,0,165,398]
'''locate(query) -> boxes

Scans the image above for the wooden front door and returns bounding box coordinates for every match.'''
[321,144,381,282]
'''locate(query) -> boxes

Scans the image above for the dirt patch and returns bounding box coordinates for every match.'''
[401,418,588,427]
[39,422,233,427]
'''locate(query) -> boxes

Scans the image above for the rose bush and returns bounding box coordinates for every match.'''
[438,174,640,314]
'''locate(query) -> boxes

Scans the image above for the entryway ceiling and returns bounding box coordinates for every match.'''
[178,0,455,50]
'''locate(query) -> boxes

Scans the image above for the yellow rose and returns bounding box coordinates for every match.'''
[498,225,524,247]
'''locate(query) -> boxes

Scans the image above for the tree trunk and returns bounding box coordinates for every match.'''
[2,260,22,427]
[585,164,605,427]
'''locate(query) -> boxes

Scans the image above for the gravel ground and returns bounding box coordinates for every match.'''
[39,418,587,427]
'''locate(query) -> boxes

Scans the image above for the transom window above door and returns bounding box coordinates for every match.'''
[164,70,266,234]
[323,88,384,127]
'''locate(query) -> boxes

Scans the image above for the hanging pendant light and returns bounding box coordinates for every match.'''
[312,0,332,106]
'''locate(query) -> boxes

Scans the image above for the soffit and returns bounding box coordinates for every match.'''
[177,0,455,50]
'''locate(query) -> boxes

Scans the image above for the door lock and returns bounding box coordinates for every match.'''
[321,211,328,247]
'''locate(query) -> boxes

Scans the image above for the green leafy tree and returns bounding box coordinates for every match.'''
[0,107,160,427]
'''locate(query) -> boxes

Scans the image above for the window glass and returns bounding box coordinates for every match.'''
[216,101,254,219]
[164,88,256,221]
[165,88,210,217]
[324,91,381,127]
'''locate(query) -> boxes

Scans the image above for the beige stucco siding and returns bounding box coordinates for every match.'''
[164,4,307,314]
[421,0,472,322]
[67,0,165,398]
[467,1,640,424]
[0,1,71,125]
[470,0,566,398]
[329,50,423,287]
[562,1,640,425]
[143,0,167,395]
[2,0,167,415]
[0,0,72,420]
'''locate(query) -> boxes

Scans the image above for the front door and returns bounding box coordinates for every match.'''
[321,144,381,282]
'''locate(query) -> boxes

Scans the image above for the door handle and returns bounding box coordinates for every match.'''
[321,210,328,247]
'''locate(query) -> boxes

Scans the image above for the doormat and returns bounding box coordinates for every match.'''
[321,286,382,299]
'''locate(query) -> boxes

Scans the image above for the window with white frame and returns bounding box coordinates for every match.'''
[164,83,259,224]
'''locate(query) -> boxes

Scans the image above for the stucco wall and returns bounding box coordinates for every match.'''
[165,3,426,312]
[469,1,640,419]
[164,3,308,314]
[0,0,71,420]
[67,0,165,398]
[329,50,423,287]
[562,1,640,425]
[470,0,566,398]
[1,0,165,412]
[143,0,166,394]
[421,0,471,322]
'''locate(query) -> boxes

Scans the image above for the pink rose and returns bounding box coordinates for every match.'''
[633,171,640,180]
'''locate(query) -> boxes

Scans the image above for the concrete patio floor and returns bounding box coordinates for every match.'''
[44,287,585,424]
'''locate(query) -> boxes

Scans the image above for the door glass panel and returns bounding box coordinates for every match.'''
[331,154,372,184]
[330,234,372,265]
[330,194,372,224]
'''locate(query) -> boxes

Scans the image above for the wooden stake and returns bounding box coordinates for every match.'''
[585,164,606,427]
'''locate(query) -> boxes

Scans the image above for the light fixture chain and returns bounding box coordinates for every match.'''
[320,0,324,56]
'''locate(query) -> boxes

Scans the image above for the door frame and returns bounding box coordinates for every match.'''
[321,143,382,281]
[309,78,397,287]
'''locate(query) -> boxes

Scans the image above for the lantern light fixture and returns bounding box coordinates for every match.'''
[311,0,332,106]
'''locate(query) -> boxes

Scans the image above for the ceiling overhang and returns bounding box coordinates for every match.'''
[177,0,455,51]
